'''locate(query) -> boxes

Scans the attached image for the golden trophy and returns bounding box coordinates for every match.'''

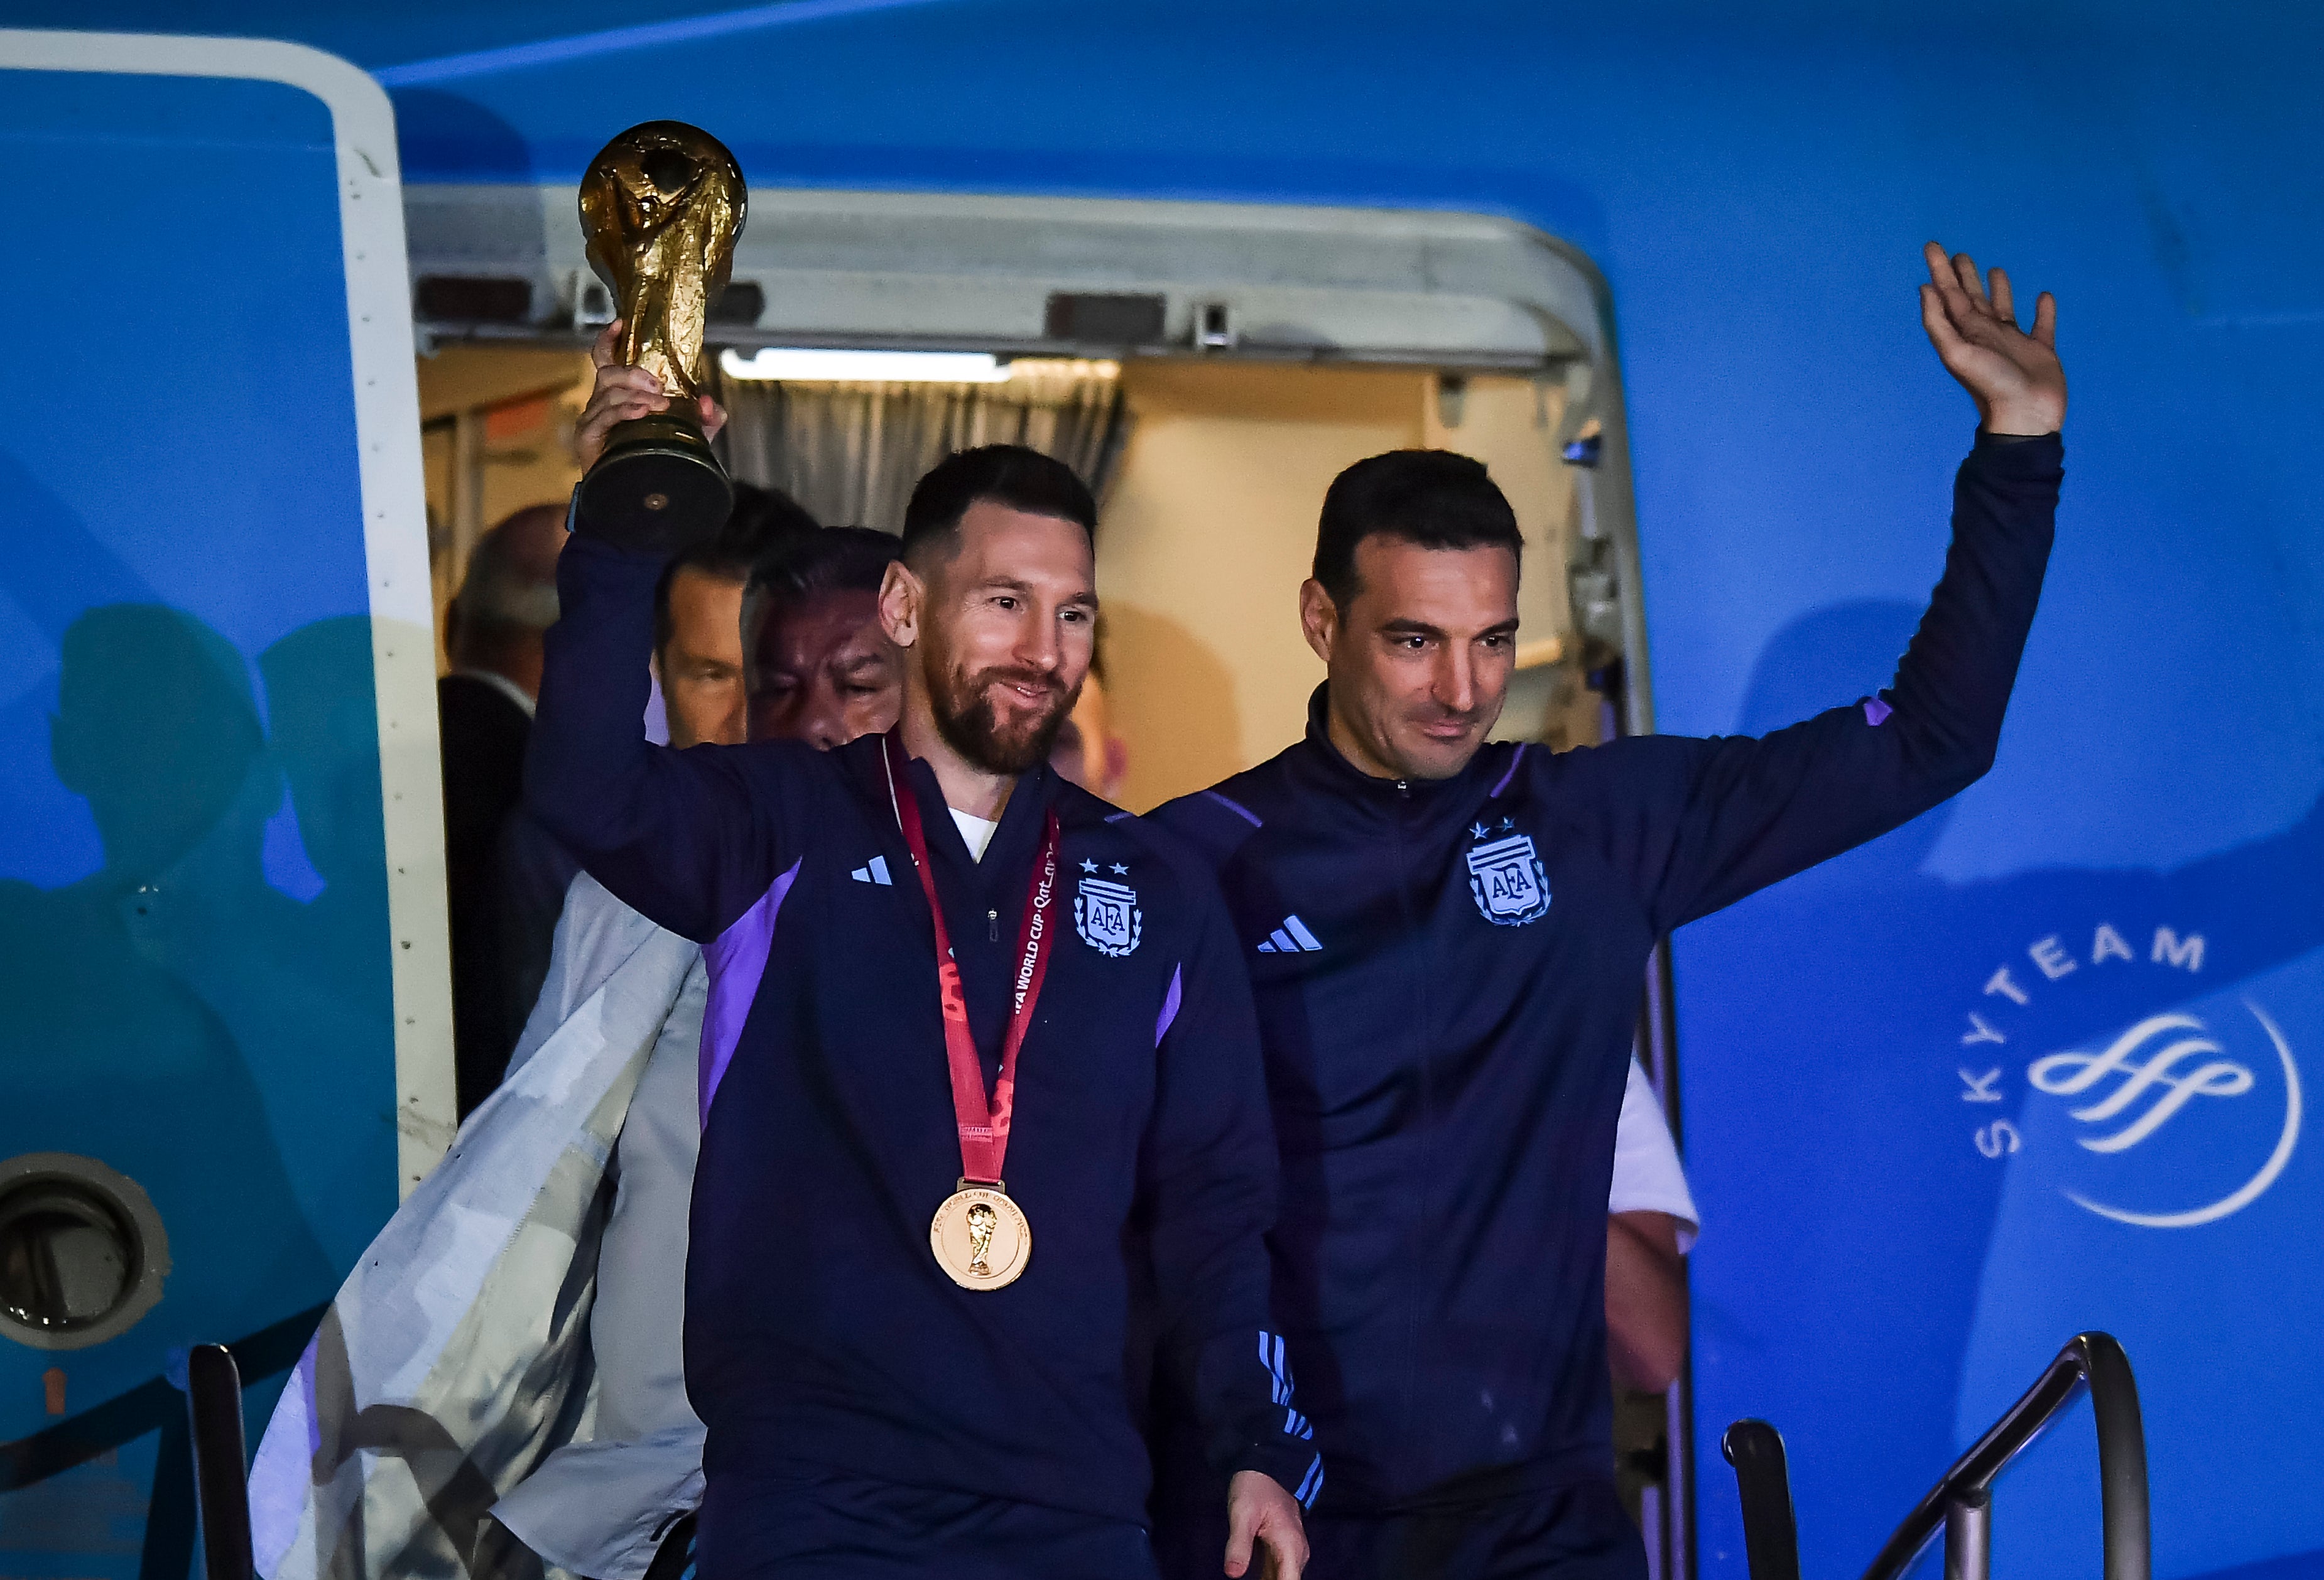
[572,121,747,552]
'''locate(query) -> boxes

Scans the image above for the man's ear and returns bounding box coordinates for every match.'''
[1298,578,1338,667]
[879,561,923,649]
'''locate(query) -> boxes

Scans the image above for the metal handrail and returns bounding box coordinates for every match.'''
[186,1344,256,1580]
[1858,1331,2149,1580]
[1718,1332,2149,1580]
[1721,1419,1801,1580]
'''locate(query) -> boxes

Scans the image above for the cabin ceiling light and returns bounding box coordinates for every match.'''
[719,348,1009,383]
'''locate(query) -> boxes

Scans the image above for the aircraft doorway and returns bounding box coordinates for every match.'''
[406,185,1685,1572]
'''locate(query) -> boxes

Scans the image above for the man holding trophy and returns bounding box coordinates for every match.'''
[534,126,1315,1579]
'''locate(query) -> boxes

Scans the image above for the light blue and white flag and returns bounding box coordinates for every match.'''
[250,878,700,1580]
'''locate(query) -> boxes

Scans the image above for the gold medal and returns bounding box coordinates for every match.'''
[930,1182,1031,1290]
[883,735,1056,1297]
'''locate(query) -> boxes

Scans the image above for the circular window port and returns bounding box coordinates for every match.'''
[0,1154,170,1351]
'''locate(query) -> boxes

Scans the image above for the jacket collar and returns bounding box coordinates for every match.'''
[849,728,1060,898]
[1295,683,1508,819]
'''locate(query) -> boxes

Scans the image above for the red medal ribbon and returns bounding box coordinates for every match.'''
[882,730,1061,1188]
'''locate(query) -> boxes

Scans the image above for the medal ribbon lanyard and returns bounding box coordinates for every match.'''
[882,731,1061,1188]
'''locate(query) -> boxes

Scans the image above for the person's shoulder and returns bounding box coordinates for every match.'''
[512,872,698,1074]
[1056,783,1225,911]
[1148,754,1298,864]
[697,732,872,806]
[1521,732,1715,804]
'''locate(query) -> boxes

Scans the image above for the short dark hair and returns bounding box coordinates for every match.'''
[729,480,821,546]
[1311,449,1523,609]
[899,445,1096,563]
[749,526,904,610]
[655,485,820,657]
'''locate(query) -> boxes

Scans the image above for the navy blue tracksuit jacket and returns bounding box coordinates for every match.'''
[523,538,1320,1569]
[1149,435,2062,1532]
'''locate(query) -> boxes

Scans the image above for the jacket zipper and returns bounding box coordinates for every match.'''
[1387,776,1430,1448]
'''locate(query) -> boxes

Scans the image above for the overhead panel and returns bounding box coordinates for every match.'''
[405,187,1602,369]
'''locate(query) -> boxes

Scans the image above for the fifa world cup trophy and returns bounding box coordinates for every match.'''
[572,121,747,552]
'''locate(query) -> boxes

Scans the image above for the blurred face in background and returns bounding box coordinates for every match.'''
[655,566,749,750]
[748,587,903,748]
[1048,670,1129,803]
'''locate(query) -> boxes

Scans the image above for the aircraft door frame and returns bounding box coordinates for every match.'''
[0,29,453,1188]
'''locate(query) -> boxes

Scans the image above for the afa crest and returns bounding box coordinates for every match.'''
[1075,875,1142,956]
[1464,825,1551,926]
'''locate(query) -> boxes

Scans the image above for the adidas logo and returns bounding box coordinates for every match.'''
[849,855,893,886]
[1256,916,1323,954]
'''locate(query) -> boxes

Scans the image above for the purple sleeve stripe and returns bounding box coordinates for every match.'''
[698,858,803,1127]
[1489,742,1528,798]
[1154,964,1183,1046]
[1202,789,1263,828]
[1863,696,1894,726]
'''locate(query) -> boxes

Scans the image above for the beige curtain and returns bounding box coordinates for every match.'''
[714,362,1129,533]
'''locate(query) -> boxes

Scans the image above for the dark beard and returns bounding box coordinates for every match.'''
[928,658,1075,776]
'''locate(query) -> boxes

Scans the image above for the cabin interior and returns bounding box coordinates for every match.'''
[405,185,1641,806]
[419,351,1610,810]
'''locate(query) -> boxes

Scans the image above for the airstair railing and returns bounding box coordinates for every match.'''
[186,1343,256,1580]
[1720,1418,1801,1580]
[1720,1331,2149,1580]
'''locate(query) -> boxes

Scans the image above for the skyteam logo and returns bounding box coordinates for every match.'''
[1074,867,1141,957]
[1952,921,2302,1228]
[1464,820,1551,926]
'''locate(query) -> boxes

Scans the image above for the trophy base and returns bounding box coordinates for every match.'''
[571,405,734,556]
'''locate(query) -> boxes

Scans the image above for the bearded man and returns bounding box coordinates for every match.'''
[523,423,1315,1579]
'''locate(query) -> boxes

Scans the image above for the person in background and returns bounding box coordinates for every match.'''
[488,491,822,1108]
[250,525,908,1580]
[1605,1059,1697,1395]
[438,503,565,1117]
[744,526,910,750]
[1048,650,1130,802]
[644,483,820,744]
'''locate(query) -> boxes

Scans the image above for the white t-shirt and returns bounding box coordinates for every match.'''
[1609,1058,1700,1252]
[951,808,999,862]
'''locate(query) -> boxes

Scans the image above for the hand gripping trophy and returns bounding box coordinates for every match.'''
[572,122,747,552]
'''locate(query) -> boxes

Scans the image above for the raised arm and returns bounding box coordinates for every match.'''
[523,329,786,942]
[526,535,786,942]
[1143,887,1314,1579]
[1610,244,2066,933]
